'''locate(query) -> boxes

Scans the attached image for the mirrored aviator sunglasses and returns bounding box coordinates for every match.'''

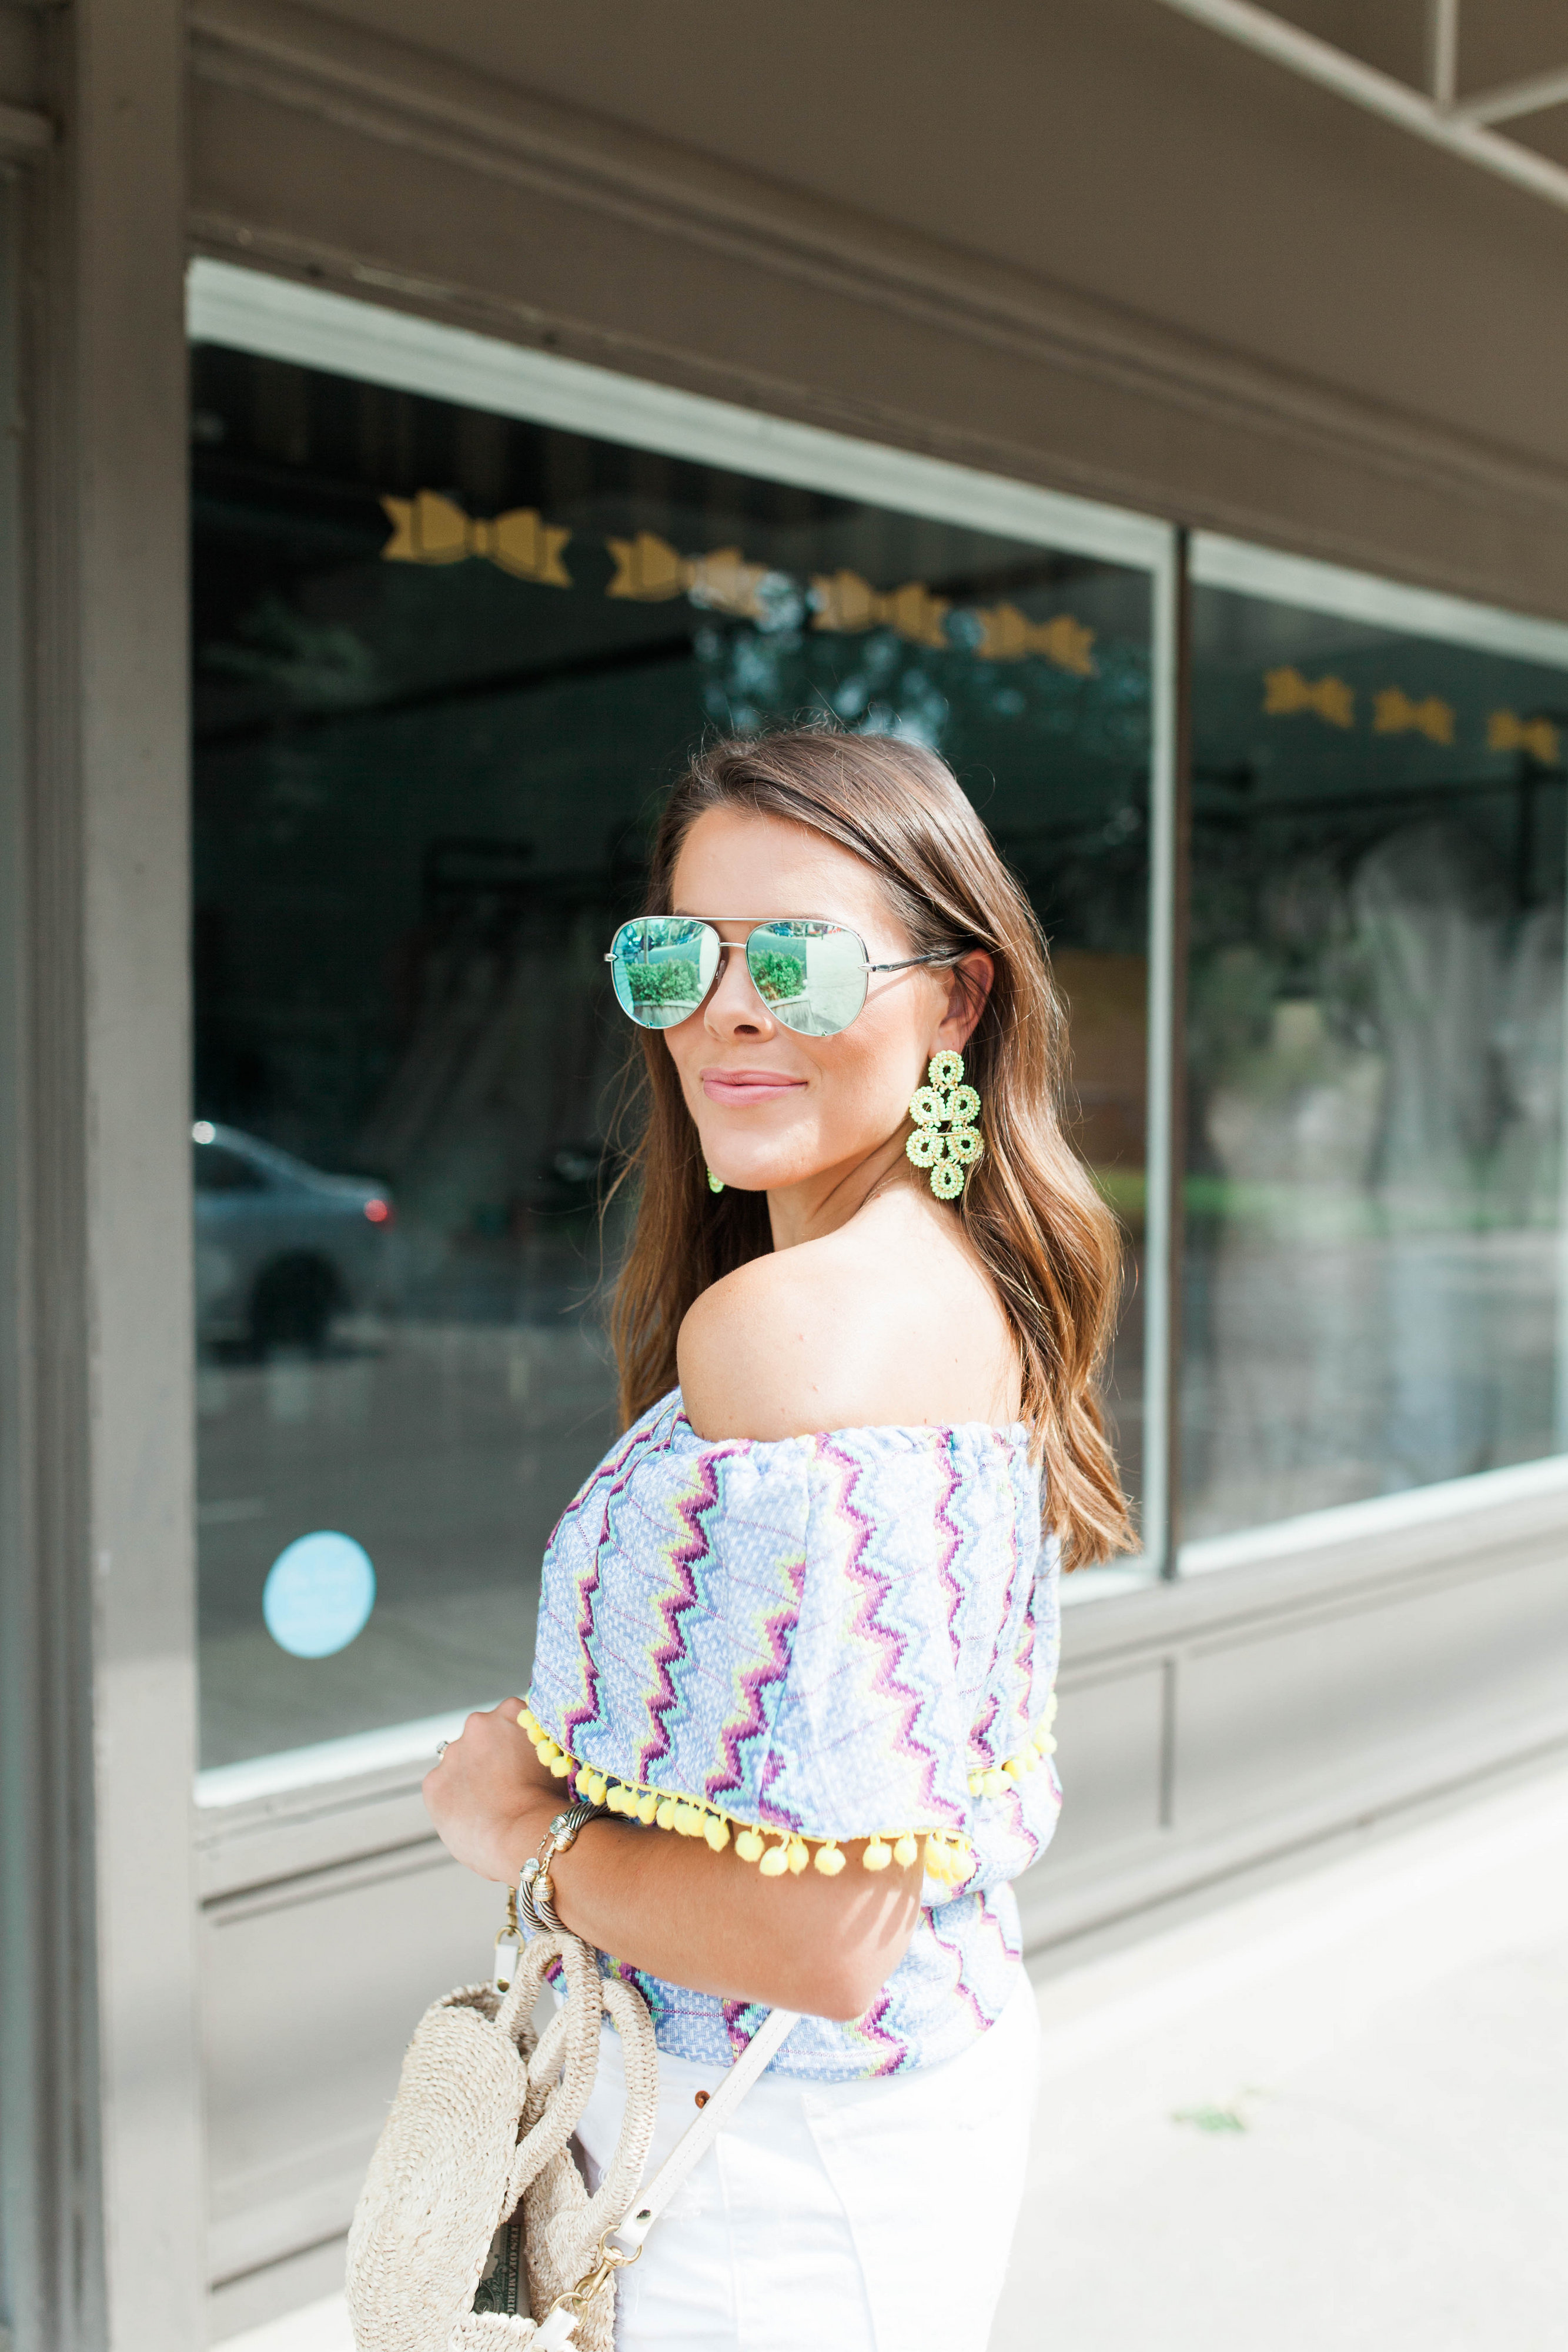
[606,917,947,1038]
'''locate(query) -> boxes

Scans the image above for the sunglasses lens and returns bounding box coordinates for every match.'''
[609,918,720,1028]
[745,922,868,1037]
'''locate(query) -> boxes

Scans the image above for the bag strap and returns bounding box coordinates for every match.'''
[498,1923,800,2348]
[606,2004,800,2257]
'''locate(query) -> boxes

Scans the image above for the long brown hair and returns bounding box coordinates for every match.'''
[607,727,1132,1567]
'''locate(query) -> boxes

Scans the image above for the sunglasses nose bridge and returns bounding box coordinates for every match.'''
[704,932,773,1027]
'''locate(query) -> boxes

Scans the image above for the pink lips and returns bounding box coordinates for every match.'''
[700,1067,807,1107]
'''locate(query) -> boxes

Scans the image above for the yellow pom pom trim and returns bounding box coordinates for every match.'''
[515,1699,978,1887]
[967,1696,1059,1800]
[923,1832,978,1887]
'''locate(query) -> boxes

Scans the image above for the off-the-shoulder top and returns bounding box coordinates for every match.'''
[522,1389,1062,2081]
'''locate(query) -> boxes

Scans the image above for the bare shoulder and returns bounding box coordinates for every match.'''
[677,1204,1018,1441]
[677,1238,882,1442]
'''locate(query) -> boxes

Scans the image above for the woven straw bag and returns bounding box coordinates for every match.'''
[346,1927,659,2352]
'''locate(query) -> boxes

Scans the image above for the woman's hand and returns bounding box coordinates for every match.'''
[422,1698,561,1882]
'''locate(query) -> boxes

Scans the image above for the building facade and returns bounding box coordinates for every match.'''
[4,2,1568,2345]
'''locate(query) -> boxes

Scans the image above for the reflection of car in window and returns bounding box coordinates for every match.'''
[192,1121,396,1355]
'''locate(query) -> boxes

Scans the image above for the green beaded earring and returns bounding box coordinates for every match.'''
[707,1169,724,1194]
[905,1050,983,1200]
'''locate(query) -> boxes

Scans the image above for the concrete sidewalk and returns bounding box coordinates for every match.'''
[994,1759,1568,2352]
[218,1760,1568,2352]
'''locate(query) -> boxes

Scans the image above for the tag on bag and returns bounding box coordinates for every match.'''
[471,2207,530,2318]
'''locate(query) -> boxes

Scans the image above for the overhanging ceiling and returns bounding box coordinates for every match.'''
[1152,0,1568,215]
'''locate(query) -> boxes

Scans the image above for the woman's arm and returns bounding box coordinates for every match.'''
[423,1699,921,2021]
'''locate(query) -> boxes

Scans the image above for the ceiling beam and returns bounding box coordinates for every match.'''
[1454,64,1568,127]
[1151,0,1568,217]
[1425,0,1459,109]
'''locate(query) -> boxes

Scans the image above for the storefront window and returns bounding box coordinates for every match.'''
[190,326,1159,1770]
[1183,556,1568,1544]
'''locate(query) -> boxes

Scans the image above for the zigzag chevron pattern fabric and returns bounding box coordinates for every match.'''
[525,1392,1063,2080]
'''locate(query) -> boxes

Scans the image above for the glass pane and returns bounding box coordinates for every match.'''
[1184,581,1568,1543]
[747,923,865,1036]
[191,342,1156,1768]
[609,918,721,1028]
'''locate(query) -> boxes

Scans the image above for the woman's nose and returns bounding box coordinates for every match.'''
[704,944,774,1037]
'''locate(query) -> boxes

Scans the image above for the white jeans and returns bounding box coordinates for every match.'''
[575,1971,1041,2352]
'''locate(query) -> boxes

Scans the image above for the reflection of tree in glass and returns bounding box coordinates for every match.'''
[944,613,1152,768]
[750,951,806,1004]
[626,962,701,1007]
[691,616,1150,770]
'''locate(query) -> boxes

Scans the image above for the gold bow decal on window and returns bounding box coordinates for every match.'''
[1262,666,1355,729]
[971,604,1097,675]
[1489,709,1561,766]
[810,570,951,649]
[380,490,573,586]
[1373,687,1455,744]
[606,532,772,620]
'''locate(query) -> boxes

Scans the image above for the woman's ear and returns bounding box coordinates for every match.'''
[934,952,994,1053]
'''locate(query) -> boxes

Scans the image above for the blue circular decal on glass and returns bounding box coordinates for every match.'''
[262,1532,376,1659]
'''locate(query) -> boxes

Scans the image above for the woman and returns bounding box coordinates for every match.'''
[424,727,1128,2349]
